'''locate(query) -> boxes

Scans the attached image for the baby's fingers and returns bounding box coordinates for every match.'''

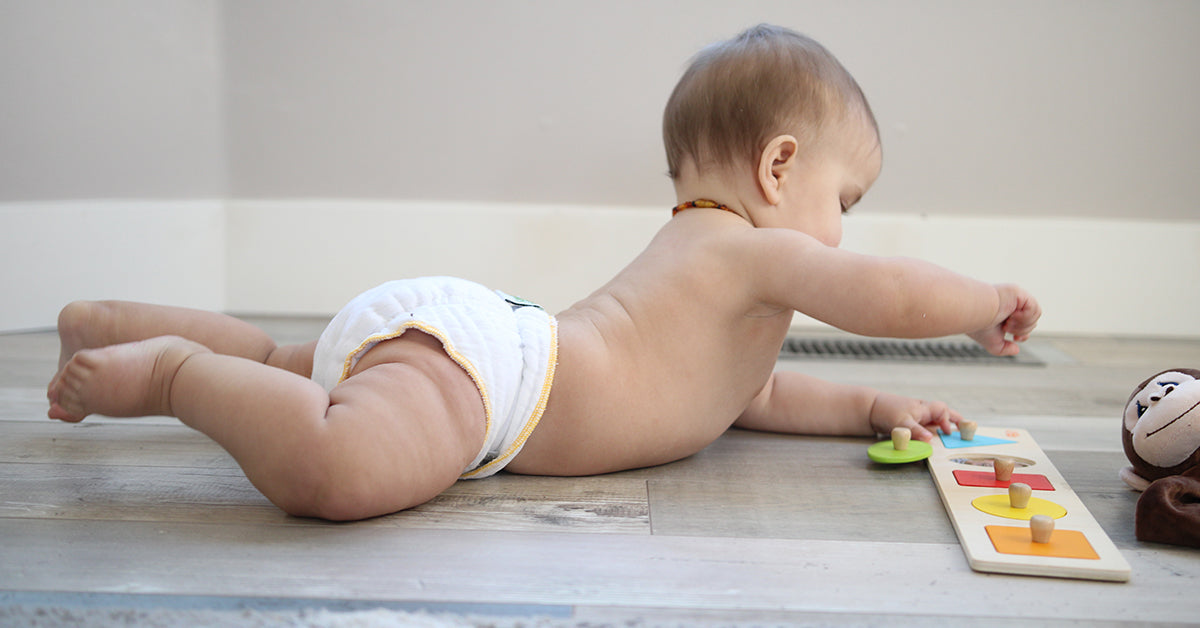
[906,418,936,442]
[968,328,1008,356]
[924,401,960,438]
[1006,296,1042,338]
[1005,317,1037,342]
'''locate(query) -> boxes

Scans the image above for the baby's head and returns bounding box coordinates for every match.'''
[664,25,880,236]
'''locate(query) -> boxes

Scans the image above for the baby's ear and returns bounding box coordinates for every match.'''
[757,135,799,205]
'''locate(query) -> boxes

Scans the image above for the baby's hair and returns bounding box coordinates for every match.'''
[663,24,877,179]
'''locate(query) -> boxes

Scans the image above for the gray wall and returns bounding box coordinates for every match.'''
[3,0,1198,218]
[1,0,225,199]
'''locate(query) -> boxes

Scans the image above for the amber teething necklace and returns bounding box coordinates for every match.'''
[671,199,739,217]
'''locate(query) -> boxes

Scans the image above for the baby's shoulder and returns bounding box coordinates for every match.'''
[710,225,832,270]
[654,224,821,298]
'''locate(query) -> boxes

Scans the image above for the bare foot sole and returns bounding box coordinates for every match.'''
[48,336,212,422]
[55,301,106,372]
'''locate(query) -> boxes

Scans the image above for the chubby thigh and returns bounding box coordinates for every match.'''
[162,327,489,521]
[319,330,488,515]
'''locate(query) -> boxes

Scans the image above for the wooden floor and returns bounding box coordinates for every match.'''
[2,319,1199,626]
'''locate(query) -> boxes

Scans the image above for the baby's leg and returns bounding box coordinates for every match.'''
[48,335,211,422]
[56,300,313,377]
[48,332,486,520]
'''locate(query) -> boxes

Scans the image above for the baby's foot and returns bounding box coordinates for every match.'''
[55,301,104,372]
[47,336,211,422]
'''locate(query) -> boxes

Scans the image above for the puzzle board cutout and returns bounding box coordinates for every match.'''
[927,426,1130,581]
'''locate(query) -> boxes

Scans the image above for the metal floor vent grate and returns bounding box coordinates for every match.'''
[779,337,1044,366]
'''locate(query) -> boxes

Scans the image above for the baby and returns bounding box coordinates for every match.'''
[46,24,1040,521]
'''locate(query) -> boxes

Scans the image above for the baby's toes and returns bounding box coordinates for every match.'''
[48,401,85,422]
[47,384,87,422]
[46,360,92,422]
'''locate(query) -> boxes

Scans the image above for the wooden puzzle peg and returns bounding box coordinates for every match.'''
[1030,514,1055,544]
[959,420,977,441]
[993,457,1015,482]
[1009,482,1032,509]
[891,427,911,451]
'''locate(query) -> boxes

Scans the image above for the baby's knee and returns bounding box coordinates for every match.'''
[266,452,398,521]
[274,478,388,522]
[297,490,380,522]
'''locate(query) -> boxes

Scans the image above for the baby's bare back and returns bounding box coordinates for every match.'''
[506,215,791,476]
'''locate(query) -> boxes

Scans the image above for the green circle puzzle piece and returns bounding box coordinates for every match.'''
[868,439,933,464]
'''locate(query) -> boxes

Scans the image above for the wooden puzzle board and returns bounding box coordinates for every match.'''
[927,426,1131,582]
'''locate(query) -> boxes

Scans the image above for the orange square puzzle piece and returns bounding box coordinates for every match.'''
[985,525,1099,560]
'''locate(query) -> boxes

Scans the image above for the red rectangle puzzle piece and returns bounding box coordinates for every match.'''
[953,469,1054,490]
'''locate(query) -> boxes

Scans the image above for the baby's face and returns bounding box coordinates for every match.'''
[776,113,881,246]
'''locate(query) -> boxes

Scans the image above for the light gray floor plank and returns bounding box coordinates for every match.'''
[0,387,55,421]
[641,430,954,542]
[0,459,284,524]
[0,420,234,467]
[409,475,650,534]
[647,477,953,542]
[2,519,1197,623]
[570,605,1159,628]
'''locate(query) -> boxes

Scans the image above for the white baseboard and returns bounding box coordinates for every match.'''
[0,201,225,332]
[5,199,1197,338]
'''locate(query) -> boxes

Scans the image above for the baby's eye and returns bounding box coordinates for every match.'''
[1136,401,1147,418]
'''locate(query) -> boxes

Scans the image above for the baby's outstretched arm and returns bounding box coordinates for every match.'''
[748,230,1039,345]
[735,371,960,442]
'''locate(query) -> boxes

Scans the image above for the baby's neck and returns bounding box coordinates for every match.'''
[672,175,760,226]
[672,200,739,217]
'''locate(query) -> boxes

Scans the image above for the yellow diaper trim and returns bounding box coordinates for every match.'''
[336,321,495,457]
[459,316,558,479]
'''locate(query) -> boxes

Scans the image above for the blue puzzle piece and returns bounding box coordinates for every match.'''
[939,431,1016,449]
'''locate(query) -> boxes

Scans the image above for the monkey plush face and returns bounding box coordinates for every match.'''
[1123,368,1200,484]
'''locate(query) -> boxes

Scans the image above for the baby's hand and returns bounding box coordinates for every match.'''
[968,284,1041,357]
[868,392,961,442]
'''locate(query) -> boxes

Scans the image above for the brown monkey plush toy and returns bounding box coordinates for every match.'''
[1120,368,1200,547]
